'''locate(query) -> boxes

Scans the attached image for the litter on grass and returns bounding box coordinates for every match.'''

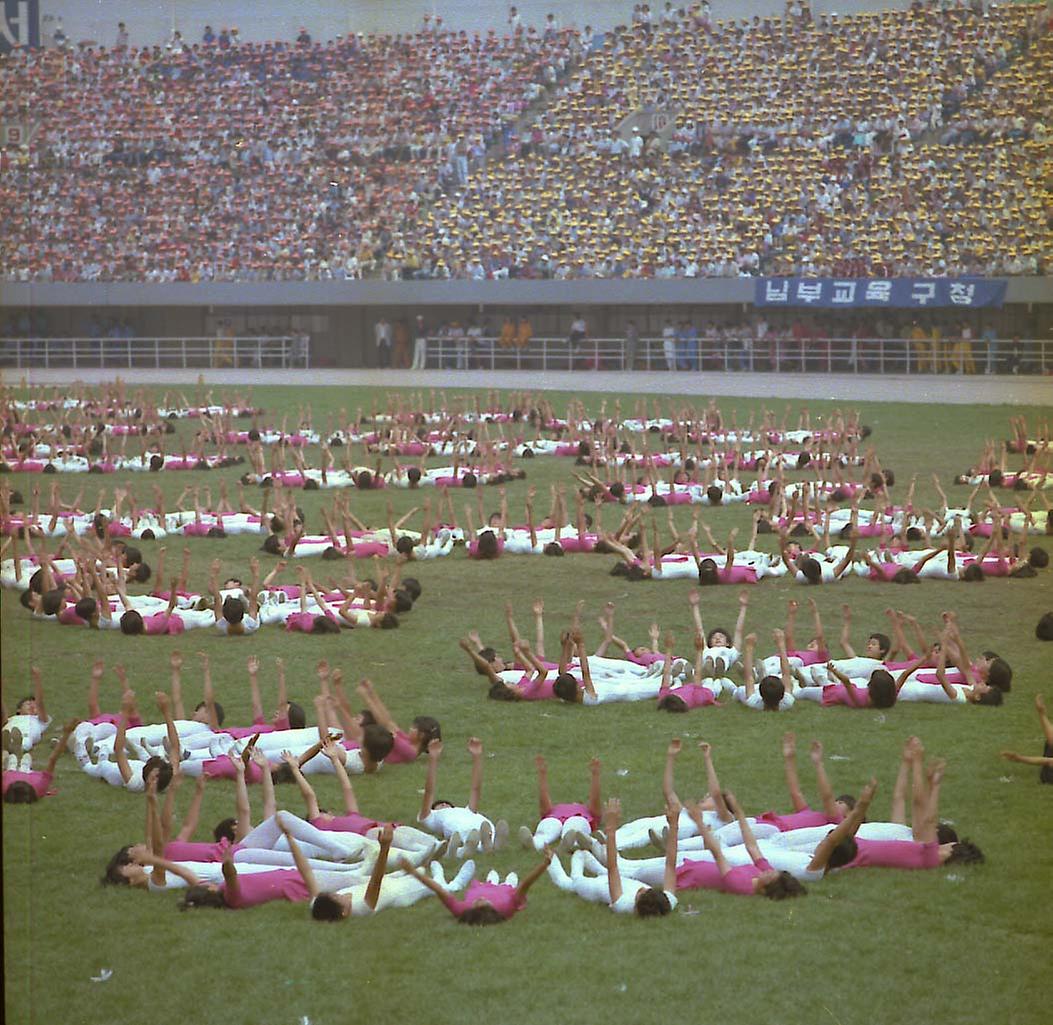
[90,969,113,983]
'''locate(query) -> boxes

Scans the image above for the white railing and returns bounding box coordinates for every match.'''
[0,336,310,370]
[425,336,1052,375]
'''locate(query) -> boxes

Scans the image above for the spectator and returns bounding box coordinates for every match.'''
[411,315,429,369]
[374,317,392,368]
[624,319,639,369]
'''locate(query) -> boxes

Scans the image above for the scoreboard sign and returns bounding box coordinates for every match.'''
[1,0,40,54]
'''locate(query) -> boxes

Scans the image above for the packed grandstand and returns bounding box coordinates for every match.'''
[0,0,1049,283]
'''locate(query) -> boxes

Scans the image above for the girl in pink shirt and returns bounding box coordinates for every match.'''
[2,719,77,803]
[520,754,602,850]
[399,849,552,925]
[678,796,806,899]
[756,734,851,831]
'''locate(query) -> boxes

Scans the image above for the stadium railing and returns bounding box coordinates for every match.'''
[0,336,310,369]
[425,337,1051,374]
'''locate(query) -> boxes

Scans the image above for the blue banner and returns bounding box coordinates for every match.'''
[0,0,39,53]
[755,277,1007,309]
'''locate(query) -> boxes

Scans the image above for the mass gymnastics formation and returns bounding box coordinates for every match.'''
[2,385,1051,924]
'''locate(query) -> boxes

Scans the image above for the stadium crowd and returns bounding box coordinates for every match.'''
[0,1,1049,282]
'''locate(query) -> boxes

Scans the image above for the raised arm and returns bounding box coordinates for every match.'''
[781,732,809,812]
[809,740,839,819]
[603,798,624,905]
[324,737,359,816]
[515,848,555,902]
[806,779,877,873]
[839,604,856,658]
[725,792,765,866]
[176,776,208,842]
[362,824,394,912]
[277,824,320,900]
[283,752,322,820]
[700,741,731,822]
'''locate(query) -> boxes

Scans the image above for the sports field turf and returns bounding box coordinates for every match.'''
[3,385,1051,1025]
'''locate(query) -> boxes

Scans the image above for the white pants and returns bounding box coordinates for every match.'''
[529,814,593,850]
[548,850,612,903]
[411,338,428,369]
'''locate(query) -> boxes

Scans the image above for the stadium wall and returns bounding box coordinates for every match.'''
[39,0,913,46]
[4,279,1050,367]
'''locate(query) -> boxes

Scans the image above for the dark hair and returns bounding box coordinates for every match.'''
[355,470,374,489]
[553,673,580,703]
[101,846,134,885]
[377,612,400,630]
[311,893,347,921]
[139,528,156,541]
[149,453,164,471]
[1029,547,1050,569]
[142,756,173,792]
[261,535,282,555]
[608,481,625,499]
[867,670,897,708]
[835,794,856,812]
[312,616,341,634]
[635,887,674,916]
[988,469,1004,487]
[798,557,822,584]
[476,531,499,558]
[458,905,506,926]
[986,658,1012,692]
[130,562,152,584]
[41,588,66,616]
[411,716,441,750]
[945,840,984,864]
[286,702,306,729]
[905,526,923,541]
[407,466,422,484]
[74,596,98,620]
[759,871,807,900]
[213,817,237,843]
[194,699,226,726]
[892,567,918,584]
[401,577,422,600]
[826,837,859,870]
[609,561,628,578]
[475,648,498,675]
[396,535,416,555]
[222,595,246,623]
[543,541,564,557]
[271,763,295,785]
[1010,563,1037,578]
[393,589,414,613]
[3,780,39,803]
[461,472,477,489]
[647,493,667,507]
[120,609,145,635]
[706,627,731,648]
[868,633,891,658]
[936,822,959,845]
[796,452,812,470]
[303,478,320,491]
[657,693,688,713]
[1036,612,1053,641]
[697,558,720,586]
[362,724,395,763]
[488,681,522,701]
[961,564,985,582]
[977,688,1004,707]
[705,485,723,505]
[790,522,811,538]
[758,676,785,710]
[181,885,226,909]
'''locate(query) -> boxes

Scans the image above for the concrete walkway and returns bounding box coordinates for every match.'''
[3,366,1050,405]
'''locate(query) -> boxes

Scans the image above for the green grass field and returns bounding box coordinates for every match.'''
[3,385,1051,1025]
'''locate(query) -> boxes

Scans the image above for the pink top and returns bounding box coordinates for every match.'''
[182,521,213,536]
[625,651,665,667]
[914,669,965,685]
[1,769,53,798]
[675,858,724,892]
[787,648,827,666]
[222,715,287,739]
[383,729,421,765]
[88,713,143,727]
[719,564,759,584]
[821,683,870,707]
[758,807,841,831]
[659,684,716,708]
[745,490,772,505]
[721,859,774,895]
[558,535,597,553]
[546,802,597,828]
[144,612,185,635]
[842,839,940,871]
[164,838,242,862]
[285,611,324,632]
[202,757,265,782]
[223,868,310,908]
[58,607,89,626]
[868,562,911,582]
[309,812,381,835]
[346,541,390,558]
[516,674,557,701]
[446,881,524,920]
